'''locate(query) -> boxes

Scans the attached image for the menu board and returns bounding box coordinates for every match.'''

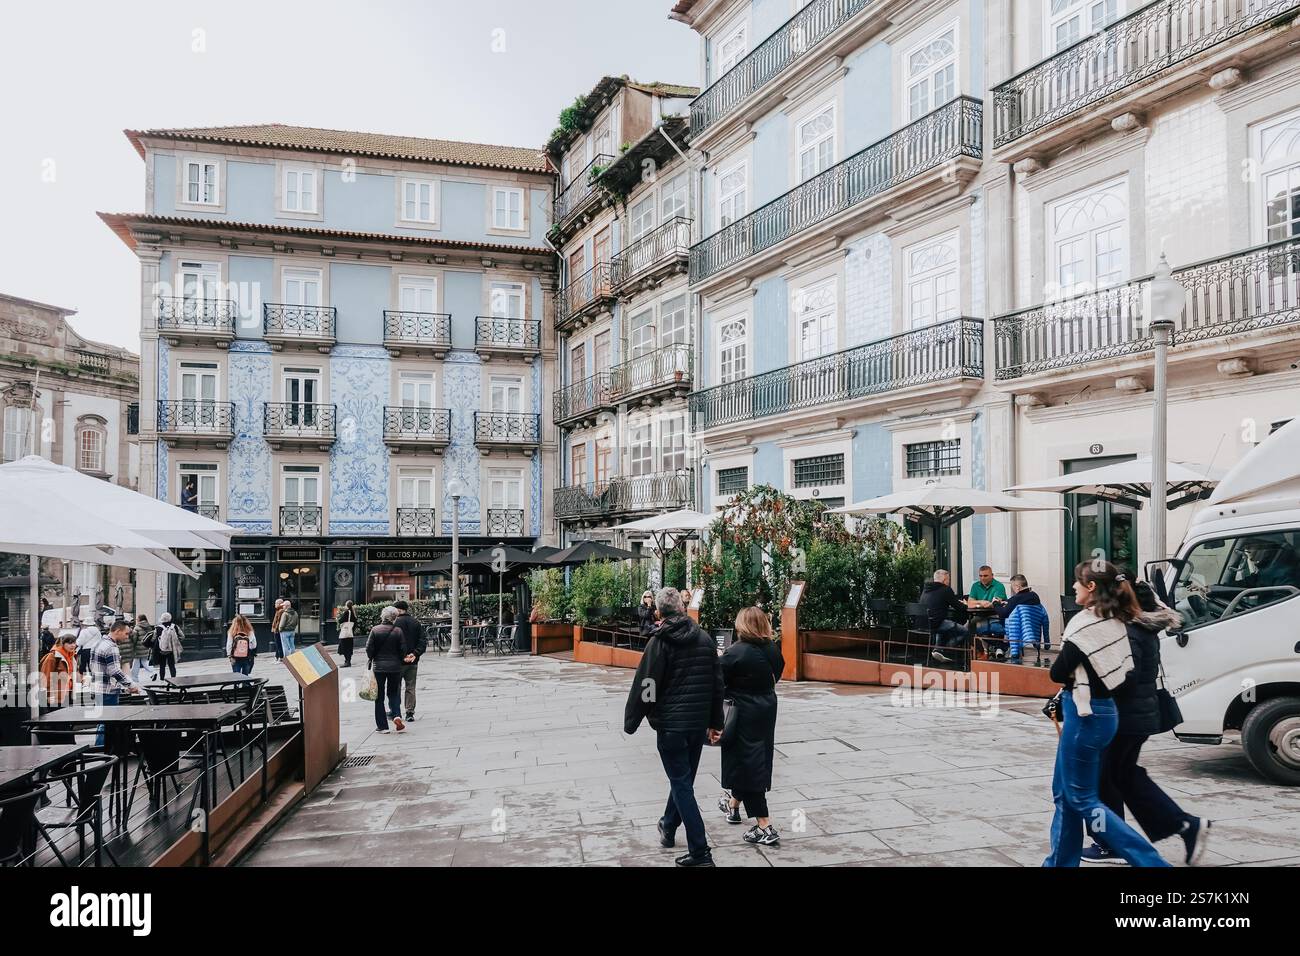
[285,644,333,686]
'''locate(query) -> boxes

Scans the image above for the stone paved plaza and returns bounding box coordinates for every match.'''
[238,653,1300,867]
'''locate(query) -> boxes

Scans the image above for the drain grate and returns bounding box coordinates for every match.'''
[339,755,376,769]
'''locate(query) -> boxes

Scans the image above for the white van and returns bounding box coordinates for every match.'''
[1152,418,1300,785]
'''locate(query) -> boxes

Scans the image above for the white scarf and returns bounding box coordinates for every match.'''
[1061,608,1133,716]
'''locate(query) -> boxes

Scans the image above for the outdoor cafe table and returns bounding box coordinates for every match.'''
[0,743,89,791]
[162,673,258,700]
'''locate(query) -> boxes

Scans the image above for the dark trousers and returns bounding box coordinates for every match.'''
[1099,732,1191,843]
[374,672,402,730]
[156,653,177,678]
[731,788,769,819]
[656,729,709,859]
[935,620,969,648]
[401,662,418,718]
[231,657,254,675]
[78,648,91,674]
[337,637,354,665]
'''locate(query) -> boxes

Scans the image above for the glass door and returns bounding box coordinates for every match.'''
[283,369,320,429]
[1064,454,1138,583]
[179,363,218,429]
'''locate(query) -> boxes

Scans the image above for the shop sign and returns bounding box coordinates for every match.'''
[367,548,437,562]
[278,547,322,562]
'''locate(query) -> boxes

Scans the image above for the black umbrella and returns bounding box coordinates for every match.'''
[547,540,643,566]
[413,545,553,627]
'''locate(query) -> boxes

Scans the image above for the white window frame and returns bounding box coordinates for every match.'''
[905,231,961,328]
[491,186,526,232]
[182,158,220,206]
[489,375,524,413]
[629,193,657,243]
[77,423,105,474]
[1045,0,1125,54]
[717,159,748,230]
[282,464,322,506]
[399,178,438,226]
[716,313,749,386]
[397,466,436,509]
[661,414,687,473]
[178,462,221,510]
[1252,107,1300,244]
[281,267,323,307]
[281,165,318,215]
[398,275,438,314]
[176,260,222,312]
[398,371,436,409]
[794,279,838,360]
[659,293,689,347]
[628,308,656,358]
[628,420,654,477]
[714,16,748,79]
[2,406,34,463]
[489,281,525,319]
[903,21,960,123]
[660,172,689,222]
[1046,177,1129,297]
[571,443,588,487]
[797,102,837,183]
[488,467,524,510]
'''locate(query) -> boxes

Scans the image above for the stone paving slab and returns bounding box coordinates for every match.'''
[225,651,1299,867]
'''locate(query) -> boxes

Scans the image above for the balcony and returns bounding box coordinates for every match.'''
[382,310,452,358]
[691,97,983,287]
[554,469,695,523]
[262,303,336,351]
[262,402,337,450]
[473,411,540,455]
[474,316,542,360]
[70,349,110,376]
[611,217,692,296]
[155,296,237,347]
[991,0,1300,160]
[486,507,525,537]
[280,505,322,536]
[554,372,616,428]
[611,343,692,408]
[554,152,615,230]
[382,405,452,455]
[156,400,236,449]
[689,317,984,434]
[992,237,1300,388]
[556,262,616,332]
[395,507,437,537]
[197,504,220,521]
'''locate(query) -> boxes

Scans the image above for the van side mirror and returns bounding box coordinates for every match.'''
[1175,632,1189,648]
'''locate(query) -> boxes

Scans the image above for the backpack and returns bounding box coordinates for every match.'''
[231,633,251,659]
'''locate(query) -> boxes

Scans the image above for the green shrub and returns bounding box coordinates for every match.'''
[350,599,438,635]
[527,568,570,621]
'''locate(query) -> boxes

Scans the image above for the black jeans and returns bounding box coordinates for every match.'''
[1099,732,1191,843]
[731,788,769,819]
[935,620,970,648]
[374,672,402,730]
[337,637,354,665]
[657,729,709,858]
[156,653,177,678]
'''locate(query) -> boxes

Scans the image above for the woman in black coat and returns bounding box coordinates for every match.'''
[636,591,657,637]
[717,606,784,847]
[1084,582,1209,865]
[365,606,413,733]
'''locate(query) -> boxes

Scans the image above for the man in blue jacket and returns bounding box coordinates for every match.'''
[997,574,1050,663]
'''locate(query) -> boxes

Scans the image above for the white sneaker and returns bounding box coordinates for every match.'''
[376,728,391,735]
[931,650,952,663]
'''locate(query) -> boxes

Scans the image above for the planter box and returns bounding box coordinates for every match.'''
[802,653,881,685]
[531,622,574,655]
[572,625,643,669]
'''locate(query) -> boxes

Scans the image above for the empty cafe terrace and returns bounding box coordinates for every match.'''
[688,317,984,435]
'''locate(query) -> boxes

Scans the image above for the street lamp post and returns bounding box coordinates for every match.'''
[1146,253,1186,567]
[446,478,465,658]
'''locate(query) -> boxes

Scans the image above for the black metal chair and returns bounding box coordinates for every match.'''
[40,753,120,865]
[130,729,204,819]
[0,785,67,867]
[493,625,516,655]
[144,685,192,706]
[1061,593,1083,628]
[899,603,934,664]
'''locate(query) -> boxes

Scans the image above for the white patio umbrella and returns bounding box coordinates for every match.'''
[613,509,715,587]
[1005,456,1225,510]
[832,484,1066,526]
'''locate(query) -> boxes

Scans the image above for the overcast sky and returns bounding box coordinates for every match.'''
[0,0,698,351]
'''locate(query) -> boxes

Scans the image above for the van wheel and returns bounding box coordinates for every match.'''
[1242,698,1300,786]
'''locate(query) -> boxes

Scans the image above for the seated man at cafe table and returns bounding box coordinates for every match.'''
[920,570,970,664]
[966,565,1008,644]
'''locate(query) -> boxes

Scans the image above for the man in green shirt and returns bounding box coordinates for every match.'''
[968,566,1008,648]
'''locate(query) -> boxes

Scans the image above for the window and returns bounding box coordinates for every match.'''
[794,281,837,360]
[594,441,612,485]
[568,247,587,283]
[75,418,106,473]
[571,444,588,487]
[906,439,961,477]
[660,294,688,346]
[401,179,436,224]
[399,276,437,313]
[282,367,321,426]
[718,161,747,228]
[282,268,322,307]
[178,261,221,313]
[489,376,523,413]
[715,18,748,76]
[661,172,688,221]
[594,227,612,266]
[905,24,958,122]
[3,405,34,462]
[717,466,748,497]
[282,465,321,505]
[1048,178,1128,294]
[593,330,612,373]
[662,415,686,472]
[629,421,653,476]
[179,463,219,513]
[798,104,836,182]
[490,281,525,319]
[183,159,219,205]
[492,187,524,230]
[1047,0,1123,52]
[718,316,748,385]
[629,308,656,358]
[282,166,317,214]
[399,372,435,409]
[1172,529,1300,629]
[179,362,219,428]
[398,467,435,508]
[489,468,523,511]
[906,232,960,327]
[570,343,586,386]
[1256,109,1300,243]
[793,454,845,489]
[629,194,656,242]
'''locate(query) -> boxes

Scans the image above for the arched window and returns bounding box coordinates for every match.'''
[75,415,107,474]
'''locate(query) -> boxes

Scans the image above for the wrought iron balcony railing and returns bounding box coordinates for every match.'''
[263,402,337,440]
[475,316,541,352]
[611,217,692,290]
[474,411,540,446]
[263,303,336,339]
[197,504,220,521]
[157,400,236,435]
[382,406,452,443]
[691,0,873,135]
[280,505,322,535]
[71,349,110,376]
[993,237,1300,380]
[554,483,609,519]
[554,469,695,520]
[383,310,452,349]
[554,152,615,224]
[691,97,983,283]
[992,0,1300,148]
[396,507,437,536]
[554,372,616,424]
[155,296,238,335]
[557,262,616,327]
[486,508,525,536]
[612,343,693,399]
[689,317,984,431]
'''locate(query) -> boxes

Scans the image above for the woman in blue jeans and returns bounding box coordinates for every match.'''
[1044,561,1169,867]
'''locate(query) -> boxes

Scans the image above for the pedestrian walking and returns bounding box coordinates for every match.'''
[717,606,784,848]
[1082,581,1211,864]
[624,587,725,867]
[38,634,78,707]
[155,612,184,679]
[90,620,139,747]
[1043,561,1170,867]
[126,614,158,683]
[226,614,257,675]
[391,600,425,722]
[278,600,299,658]
[336,600,358,667]
[366,605,414,734]
[74,618,100,677]
[637,590,657,637]
[270,599,286,661]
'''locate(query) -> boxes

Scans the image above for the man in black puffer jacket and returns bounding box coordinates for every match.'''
[625,587,724,867]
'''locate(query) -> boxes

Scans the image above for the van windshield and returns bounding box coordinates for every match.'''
[1173,529,1300,627]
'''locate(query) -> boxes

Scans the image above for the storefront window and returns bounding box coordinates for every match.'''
[174,550,224,650]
